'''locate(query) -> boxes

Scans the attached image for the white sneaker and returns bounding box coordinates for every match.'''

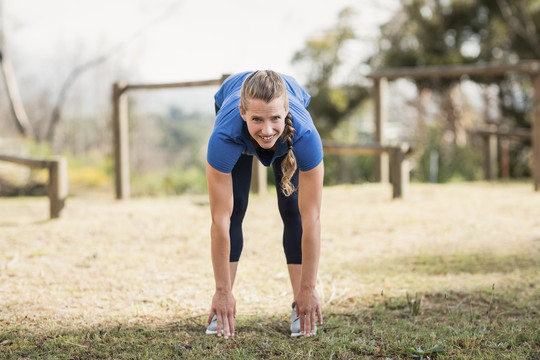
[290,302,317,337]
[205,314,220,335]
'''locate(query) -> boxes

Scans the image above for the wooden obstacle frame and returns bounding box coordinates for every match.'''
[112,75,229,200]
[368,60,540,192]
[471,125,532,180]
[111,74,413,200]
[113,62,540,199]
[323,142,412,199]
[0,154,68,218]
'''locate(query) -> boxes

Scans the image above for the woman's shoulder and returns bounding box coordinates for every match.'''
[214,72,251,107]
[222,71,251,89]
[280,73,311,107]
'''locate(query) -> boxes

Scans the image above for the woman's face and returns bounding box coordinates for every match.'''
[240,96,288,150]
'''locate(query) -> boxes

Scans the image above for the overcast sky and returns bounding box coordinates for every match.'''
[5,0,398,84]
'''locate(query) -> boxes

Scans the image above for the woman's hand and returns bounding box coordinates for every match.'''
[208,290,236,339]
[295,287,323,336]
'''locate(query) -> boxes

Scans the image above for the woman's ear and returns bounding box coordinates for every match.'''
[239,105,246,121]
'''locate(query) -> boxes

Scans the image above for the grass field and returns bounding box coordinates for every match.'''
[1,182,539,359]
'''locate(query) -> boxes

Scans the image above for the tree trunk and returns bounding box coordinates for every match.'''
[0,52,33,138]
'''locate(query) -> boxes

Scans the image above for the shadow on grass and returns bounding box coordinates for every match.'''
[347,251,540,276]
[2,287,539,360]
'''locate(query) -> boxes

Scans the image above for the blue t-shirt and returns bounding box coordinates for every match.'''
[207,71,323,173]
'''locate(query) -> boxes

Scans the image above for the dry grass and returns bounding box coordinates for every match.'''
[1,181,539,358]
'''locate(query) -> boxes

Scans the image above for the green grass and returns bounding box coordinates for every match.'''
[0,182,539,359]
[2,288,538,359]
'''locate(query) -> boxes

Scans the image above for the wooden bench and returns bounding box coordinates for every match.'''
[0,154,68,218]
[323,142,412,199]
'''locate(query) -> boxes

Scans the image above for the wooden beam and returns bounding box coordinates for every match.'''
[369,60,540,80]
[323,142,407,155]
[125,76,227,91]
[373,77,389,183]
[472,126,531,139]
[0,154,48,168]
[112,82,130,200]
[532,74,540,191]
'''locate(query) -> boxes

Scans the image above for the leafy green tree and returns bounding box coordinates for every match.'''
[292,7,370,138]
[373,0,540,179]
[374,0,540,73]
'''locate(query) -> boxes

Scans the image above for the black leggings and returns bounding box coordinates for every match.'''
[229,153,302,264]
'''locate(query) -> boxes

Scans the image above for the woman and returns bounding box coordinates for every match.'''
[205,70,324,339]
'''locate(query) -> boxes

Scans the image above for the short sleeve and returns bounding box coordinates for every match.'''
[293,130,324,172]
[207,131,244,173]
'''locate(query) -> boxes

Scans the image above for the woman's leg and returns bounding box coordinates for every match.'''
[272,156,302,298]
[229,154,253,286]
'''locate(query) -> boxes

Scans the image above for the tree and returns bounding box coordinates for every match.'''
[0,0,33,138]
[373,0,540,179]
[374,0,540,118]
[292,7,370,138]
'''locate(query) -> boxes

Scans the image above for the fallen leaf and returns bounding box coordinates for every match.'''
[459,340,476,348]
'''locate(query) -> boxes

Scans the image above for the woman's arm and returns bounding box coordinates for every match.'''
[296,161,324,336]
[206,162,236,338]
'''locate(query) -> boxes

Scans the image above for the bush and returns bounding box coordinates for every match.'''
[412,126,483,183]
[323,153,374,186]
[131,166,207,196]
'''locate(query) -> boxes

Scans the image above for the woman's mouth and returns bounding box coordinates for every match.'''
[259,134,276,142]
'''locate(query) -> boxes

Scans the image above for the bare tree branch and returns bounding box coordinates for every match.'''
[0,0,33,138]
[0,51,33,137]
[496,0,540,57]
[45,55,108,142]
[45,0,183,144]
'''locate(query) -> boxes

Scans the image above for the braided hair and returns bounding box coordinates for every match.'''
[280,112,297,196]
[240,70,297,196]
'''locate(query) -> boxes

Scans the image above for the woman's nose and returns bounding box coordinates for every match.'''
[262,121,273,134]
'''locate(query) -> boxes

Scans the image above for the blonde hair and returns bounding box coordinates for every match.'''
[240,70,297,196]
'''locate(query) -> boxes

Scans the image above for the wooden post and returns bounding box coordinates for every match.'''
[113,82,130,200]
[500,137,510,180]
[532,74,540,191]
[390,144,409,199]
[484,132,498,180]
[250,157,267,195]
[373,77,389,183]
[48,157,68,218]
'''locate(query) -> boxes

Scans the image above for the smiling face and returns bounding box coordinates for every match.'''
[239,96,288,150]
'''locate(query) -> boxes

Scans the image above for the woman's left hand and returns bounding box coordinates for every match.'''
[295,288,323,336]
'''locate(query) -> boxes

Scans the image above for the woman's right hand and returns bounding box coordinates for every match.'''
[208,290,236,339]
